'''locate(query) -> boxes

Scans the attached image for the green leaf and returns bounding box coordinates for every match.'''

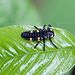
[63,65,75,75]
[0,25,75,75]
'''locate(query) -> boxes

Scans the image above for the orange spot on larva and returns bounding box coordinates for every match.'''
[30,38,32,41]
[48,36,49,38]
[37,37,40,41]
[30,31,33,33]
[37,30,39,33]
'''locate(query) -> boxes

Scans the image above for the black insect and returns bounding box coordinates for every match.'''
[21,24,57,51]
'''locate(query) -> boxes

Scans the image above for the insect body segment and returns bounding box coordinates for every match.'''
[21,24,57,51]
[21,29,43,41]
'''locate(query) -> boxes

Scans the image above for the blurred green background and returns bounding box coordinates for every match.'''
[0,0,75,35]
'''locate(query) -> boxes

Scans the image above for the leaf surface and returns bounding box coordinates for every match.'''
[0,25,75,75]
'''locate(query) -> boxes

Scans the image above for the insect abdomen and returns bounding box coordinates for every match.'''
[21,30,43,41]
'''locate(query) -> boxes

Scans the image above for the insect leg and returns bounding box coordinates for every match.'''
[49,38,57,48]
[48,24,52,28]
[43,37,45,51]
[43,25,46,29]
[34,26,39,30]
[34,41,39,48]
